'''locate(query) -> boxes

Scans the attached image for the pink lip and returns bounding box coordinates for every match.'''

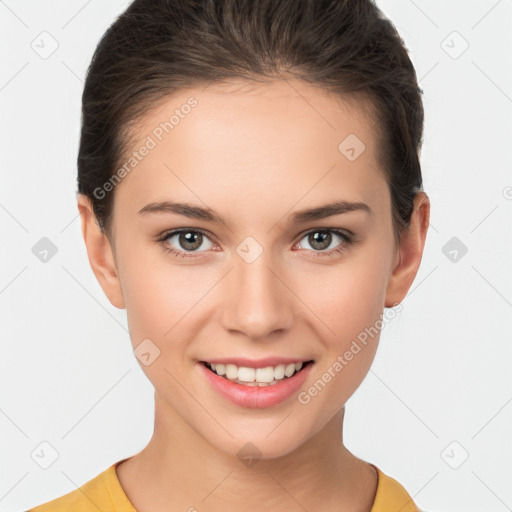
[201,356,312,368]
[198,360,314,409]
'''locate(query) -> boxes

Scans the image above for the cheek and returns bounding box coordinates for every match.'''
[118,246,217,344]
[295,245,390,342]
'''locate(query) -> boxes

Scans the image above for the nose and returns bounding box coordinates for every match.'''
[220,250,295,340]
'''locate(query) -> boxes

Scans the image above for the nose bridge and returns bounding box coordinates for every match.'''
[221,244,294,339]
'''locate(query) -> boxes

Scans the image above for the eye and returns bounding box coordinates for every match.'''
[295,228,353,258]
[158,228,215,259]
[157,227,354,261]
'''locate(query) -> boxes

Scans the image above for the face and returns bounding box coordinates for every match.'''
[80,78,424,460]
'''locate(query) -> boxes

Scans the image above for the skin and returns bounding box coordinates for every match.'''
[77,77,430,511]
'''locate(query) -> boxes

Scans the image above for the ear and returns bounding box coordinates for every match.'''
[384,191,430,307]
[77,194,126,309]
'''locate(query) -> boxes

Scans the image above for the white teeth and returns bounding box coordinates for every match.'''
[255,366,274,383]
[238,366,256,382]
[284,363,296,377]
[206,361,309,384]
[225,364,239,380]
[274,364,285,380]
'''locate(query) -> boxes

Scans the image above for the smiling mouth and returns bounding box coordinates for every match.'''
[201,360,314,387]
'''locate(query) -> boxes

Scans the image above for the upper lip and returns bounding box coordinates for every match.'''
[201,357,314,368]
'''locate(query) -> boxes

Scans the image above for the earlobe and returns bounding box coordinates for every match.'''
[77,194,126,309]
[384,192,430,308]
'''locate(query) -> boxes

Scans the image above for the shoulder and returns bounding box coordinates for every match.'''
[370,465,421,512]
[27,461,135,512]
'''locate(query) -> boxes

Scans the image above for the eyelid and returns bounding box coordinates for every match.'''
[296,226,354,241]
[157,227,217,244]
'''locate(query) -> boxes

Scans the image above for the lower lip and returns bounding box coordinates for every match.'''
[198,361,314,409]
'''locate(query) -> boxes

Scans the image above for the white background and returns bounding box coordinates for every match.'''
[1,1,511,511]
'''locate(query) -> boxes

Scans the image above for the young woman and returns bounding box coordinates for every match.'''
[30,0,430,510]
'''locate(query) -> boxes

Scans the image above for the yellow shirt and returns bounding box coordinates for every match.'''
[28,460,420,511]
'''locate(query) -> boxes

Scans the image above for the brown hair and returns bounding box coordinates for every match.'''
[77,0,424,243]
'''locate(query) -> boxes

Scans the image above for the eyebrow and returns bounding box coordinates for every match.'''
[137,199,371,225]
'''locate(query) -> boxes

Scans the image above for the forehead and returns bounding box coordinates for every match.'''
[130,77,379,148]
[113,78,388,223]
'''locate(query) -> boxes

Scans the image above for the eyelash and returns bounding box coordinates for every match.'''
[157,228,354,261]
